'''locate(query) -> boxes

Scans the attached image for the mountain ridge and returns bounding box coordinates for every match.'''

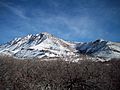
[0,32,120,61]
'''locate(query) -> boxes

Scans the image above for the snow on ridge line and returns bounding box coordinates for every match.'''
[0,32,76,59]
[0,32,120,60]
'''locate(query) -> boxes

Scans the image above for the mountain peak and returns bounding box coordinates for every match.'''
[0,32,75,59]
[40,32,53,37]
[95,39,107,42]
[41,32,51,35]
[93,39,108,44]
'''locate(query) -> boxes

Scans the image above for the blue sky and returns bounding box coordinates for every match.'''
[0,0,120,44]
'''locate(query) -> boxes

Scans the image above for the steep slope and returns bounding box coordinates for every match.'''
[76,39,120,59]
[0,32,75,58]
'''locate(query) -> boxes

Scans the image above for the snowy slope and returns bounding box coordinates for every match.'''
[76,39,120,59]
[0,32,120,60]
[0,32,75,59]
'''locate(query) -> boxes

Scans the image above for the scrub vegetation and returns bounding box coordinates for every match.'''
[0,56,120,90]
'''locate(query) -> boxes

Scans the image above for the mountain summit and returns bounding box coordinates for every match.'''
[0,32,75,59]
[0,32,120,60]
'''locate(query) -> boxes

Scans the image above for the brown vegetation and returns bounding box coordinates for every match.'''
[0,56,120,90]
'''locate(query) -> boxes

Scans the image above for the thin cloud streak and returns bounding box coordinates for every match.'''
[36,16,99,39]
[0,0,120,43]
[0,1,28,19]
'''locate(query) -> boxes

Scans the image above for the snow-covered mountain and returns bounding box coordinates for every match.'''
[0,32,120,60]
[76,39,120,60]
[0,32,76,59]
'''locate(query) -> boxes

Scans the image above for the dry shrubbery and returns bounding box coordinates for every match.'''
[0,56,120,90]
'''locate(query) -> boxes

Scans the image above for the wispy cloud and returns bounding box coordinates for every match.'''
[36,15,99,39]
[0,1,28,19]
[0,1,38,37]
